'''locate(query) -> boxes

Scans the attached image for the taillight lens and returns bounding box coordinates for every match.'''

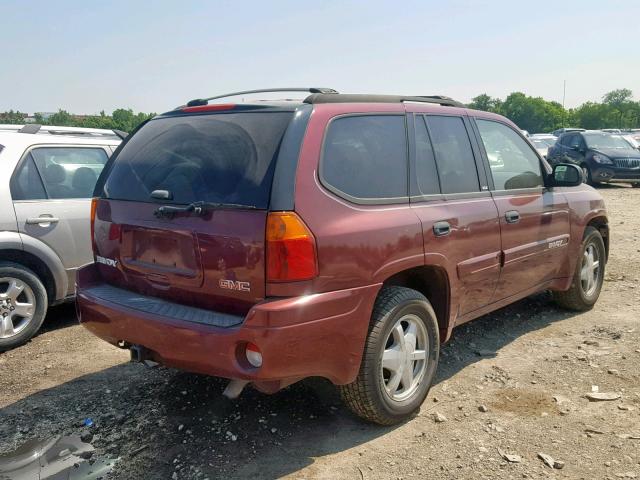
[90,197,98,254]
[266,212,318,282]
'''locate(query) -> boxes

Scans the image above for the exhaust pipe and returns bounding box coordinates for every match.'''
[222,379,249,399]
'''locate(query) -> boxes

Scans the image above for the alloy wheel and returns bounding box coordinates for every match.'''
[0,277,36,339]
[380,314,428,402]
[580,243,600,297]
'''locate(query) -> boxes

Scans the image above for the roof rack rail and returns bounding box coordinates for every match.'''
[303,93,464,107]
[19,124,42,134]
[179,87,339,109]
[0,124,125,138]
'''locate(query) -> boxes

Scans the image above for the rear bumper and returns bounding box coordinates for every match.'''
[76,263,380,389]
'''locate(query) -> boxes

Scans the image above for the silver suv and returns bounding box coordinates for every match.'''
[0,124,122,350]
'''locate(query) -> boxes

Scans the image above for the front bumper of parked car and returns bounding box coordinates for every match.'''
[591,165,640,183]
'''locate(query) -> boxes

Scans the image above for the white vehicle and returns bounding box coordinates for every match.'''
[0,124,122,349]
[617,134,640,151]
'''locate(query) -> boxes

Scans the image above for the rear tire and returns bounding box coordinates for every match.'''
[339,286,439,425]
[553,227,605,311]
[0,263,48,351]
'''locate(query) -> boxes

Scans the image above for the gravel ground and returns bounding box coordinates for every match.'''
[1,184,639,480]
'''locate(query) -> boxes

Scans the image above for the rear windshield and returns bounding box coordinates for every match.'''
[100,111,293,208]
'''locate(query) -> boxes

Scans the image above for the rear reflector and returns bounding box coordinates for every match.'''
[245,342,263,368]
[266,212,318,282]
[181,103,235,113]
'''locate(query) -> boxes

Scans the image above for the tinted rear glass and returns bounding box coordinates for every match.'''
[321,115,408,200]
[425,115,479,194]
[101,112,293,208]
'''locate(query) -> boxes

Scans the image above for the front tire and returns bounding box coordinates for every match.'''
[581,165,599,186]
[0,263,48,351]
[339,286,439,425]
[553,227,605,311]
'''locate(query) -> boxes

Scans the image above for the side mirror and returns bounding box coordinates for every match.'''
[551,163,583,187]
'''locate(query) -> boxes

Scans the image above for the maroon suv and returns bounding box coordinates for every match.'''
[77,88,609,425]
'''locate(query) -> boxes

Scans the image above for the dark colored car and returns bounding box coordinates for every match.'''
[77,88,609,425]
[547,130,640,186]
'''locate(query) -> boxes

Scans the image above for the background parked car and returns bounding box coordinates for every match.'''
[529,137,555,158]
[552,127,585,137]
[618,134,640,151]
[547,130,640,186]
[0,124,122,350]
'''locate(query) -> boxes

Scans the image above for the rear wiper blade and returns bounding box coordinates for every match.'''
[154,201,257,218]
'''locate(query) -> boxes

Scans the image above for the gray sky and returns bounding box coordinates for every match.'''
[2,0,639,114]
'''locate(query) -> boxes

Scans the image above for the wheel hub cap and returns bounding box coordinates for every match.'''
[0,278,36,339]
[580,244,600,297]
[380,314,428,402]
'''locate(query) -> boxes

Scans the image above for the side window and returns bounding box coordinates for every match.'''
[568,134,581,149]
[11,154,47,200]
[30,147,109,199]
[476,119,543,190]
[322,115,407,200]
[425,115,480,194]
[414,115,440,195]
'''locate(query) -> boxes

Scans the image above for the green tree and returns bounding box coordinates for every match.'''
[46,109,74,126]
[499,92,565,133]
[468,94,502,113]
[602,88,633,108]
[0,110,27,124]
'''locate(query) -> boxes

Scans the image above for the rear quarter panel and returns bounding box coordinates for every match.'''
[277,103,425,297]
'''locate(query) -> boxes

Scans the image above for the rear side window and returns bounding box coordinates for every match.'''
[12,147,108,200]
[101,112,293,208]
[425,116,480,194]
[31,147,109,199]
[321,115,408,201]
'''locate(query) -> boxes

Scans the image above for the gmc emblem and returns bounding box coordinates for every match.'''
[219,279,251,292]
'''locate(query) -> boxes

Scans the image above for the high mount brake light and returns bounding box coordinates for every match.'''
[266,212,318,282]
[181,103,235,113]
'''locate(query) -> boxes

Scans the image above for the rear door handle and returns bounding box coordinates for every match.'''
[433,221,451,237]
[505,210,520,224]
[26,216,59,225]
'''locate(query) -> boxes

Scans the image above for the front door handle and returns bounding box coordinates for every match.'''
[26,216,60,225]
[505,210,520,224]
[433,221,451,237]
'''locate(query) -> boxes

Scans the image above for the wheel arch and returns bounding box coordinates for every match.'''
[586,216,609,261]
[0,231,67,302]
[0,248,57,304]
[382,265,451,342]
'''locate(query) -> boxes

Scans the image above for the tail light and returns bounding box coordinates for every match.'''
[90,197,98,254]
[266,212,318,282]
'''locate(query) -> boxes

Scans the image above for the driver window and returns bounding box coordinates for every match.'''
[476,119,543,190]
[568,134,582,149]
[424,115,480,194]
